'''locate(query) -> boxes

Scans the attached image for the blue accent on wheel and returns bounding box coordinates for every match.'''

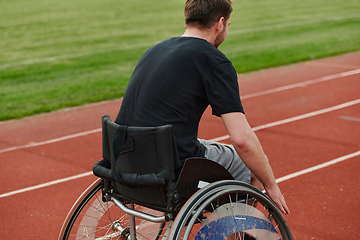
[194,215,279,240]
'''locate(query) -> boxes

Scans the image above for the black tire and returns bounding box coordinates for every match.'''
[58,179,169,240]
[169,180,293,240]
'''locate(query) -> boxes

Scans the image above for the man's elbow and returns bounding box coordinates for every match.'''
[230,133,253,152]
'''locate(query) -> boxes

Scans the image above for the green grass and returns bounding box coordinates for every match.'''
[1,0,360,121]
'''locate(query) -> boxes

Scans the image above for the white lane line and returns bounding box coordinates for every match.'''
[340,116,360,122]
[241,68,360,100]
[210,99,360,142]
[276,150,360,183]
[0,171,93,199]
[1,100,358,198]
[0,128,101,154]
[1,99,359,153]
[1,150,359,199]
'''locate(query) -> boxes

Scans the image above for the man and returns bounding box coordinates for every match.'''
[115,0,290,214]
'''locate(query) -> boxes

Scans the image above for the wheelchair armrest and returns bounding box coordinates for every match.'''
[93,159,115,181]
[92,159,173,188]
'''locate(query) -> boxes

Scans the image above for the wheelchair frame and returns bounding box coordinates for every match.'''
[58,116,293,240]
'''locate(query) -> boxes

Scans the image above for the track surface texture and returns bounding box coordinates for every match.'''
[0,51,359,239]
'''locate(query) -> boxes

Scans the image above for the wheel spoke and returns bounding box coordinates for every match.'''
[59,180,168,240]
[169,181,292,240]
[60,180,292,240]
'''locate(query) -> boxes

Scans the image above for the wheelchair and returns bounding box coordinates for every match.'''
[59,115,293,240]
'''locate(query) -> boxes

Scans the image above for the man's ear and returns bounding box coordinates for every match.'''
[215,17,225,33]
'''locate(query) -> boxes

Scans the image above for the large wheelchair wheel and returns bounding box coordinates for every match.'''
[58,179,170,240]
[169,180,293,240]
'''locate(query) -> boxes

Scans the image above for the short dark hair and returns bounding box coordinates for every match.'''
[184,0,233,29]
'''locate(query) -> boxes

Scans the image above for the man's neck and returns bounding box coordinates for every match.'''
[182,27,216,46]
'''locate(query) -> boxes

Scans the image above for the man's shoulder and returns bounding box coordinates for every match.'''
[160,37,229,63]
[156,37,220,52]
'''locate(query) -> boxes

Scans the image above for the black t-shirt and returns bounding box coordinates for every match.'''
[115,37,244,163]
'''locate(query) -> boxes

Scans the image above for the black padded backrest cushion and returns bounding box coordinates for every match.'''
[116,125,174,174]
[101,115,181,187]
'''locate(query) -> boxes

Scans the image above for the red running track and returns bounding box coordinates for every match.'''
[0,52,359,239]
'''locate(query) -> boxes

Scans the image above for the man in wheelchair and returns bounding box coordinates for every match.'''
[60,1,293,239]
[115,0,290,215]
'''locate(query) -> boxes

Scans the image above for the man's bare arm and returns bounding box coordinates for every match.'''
[221,112,290,214]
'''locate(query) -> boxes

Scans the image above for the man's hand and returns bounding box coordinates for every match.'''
[265,184,290,214]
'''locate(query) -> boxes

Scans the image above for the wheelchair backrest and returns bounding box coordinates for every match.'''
[96,115,234,214]
[101,115,181,210]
